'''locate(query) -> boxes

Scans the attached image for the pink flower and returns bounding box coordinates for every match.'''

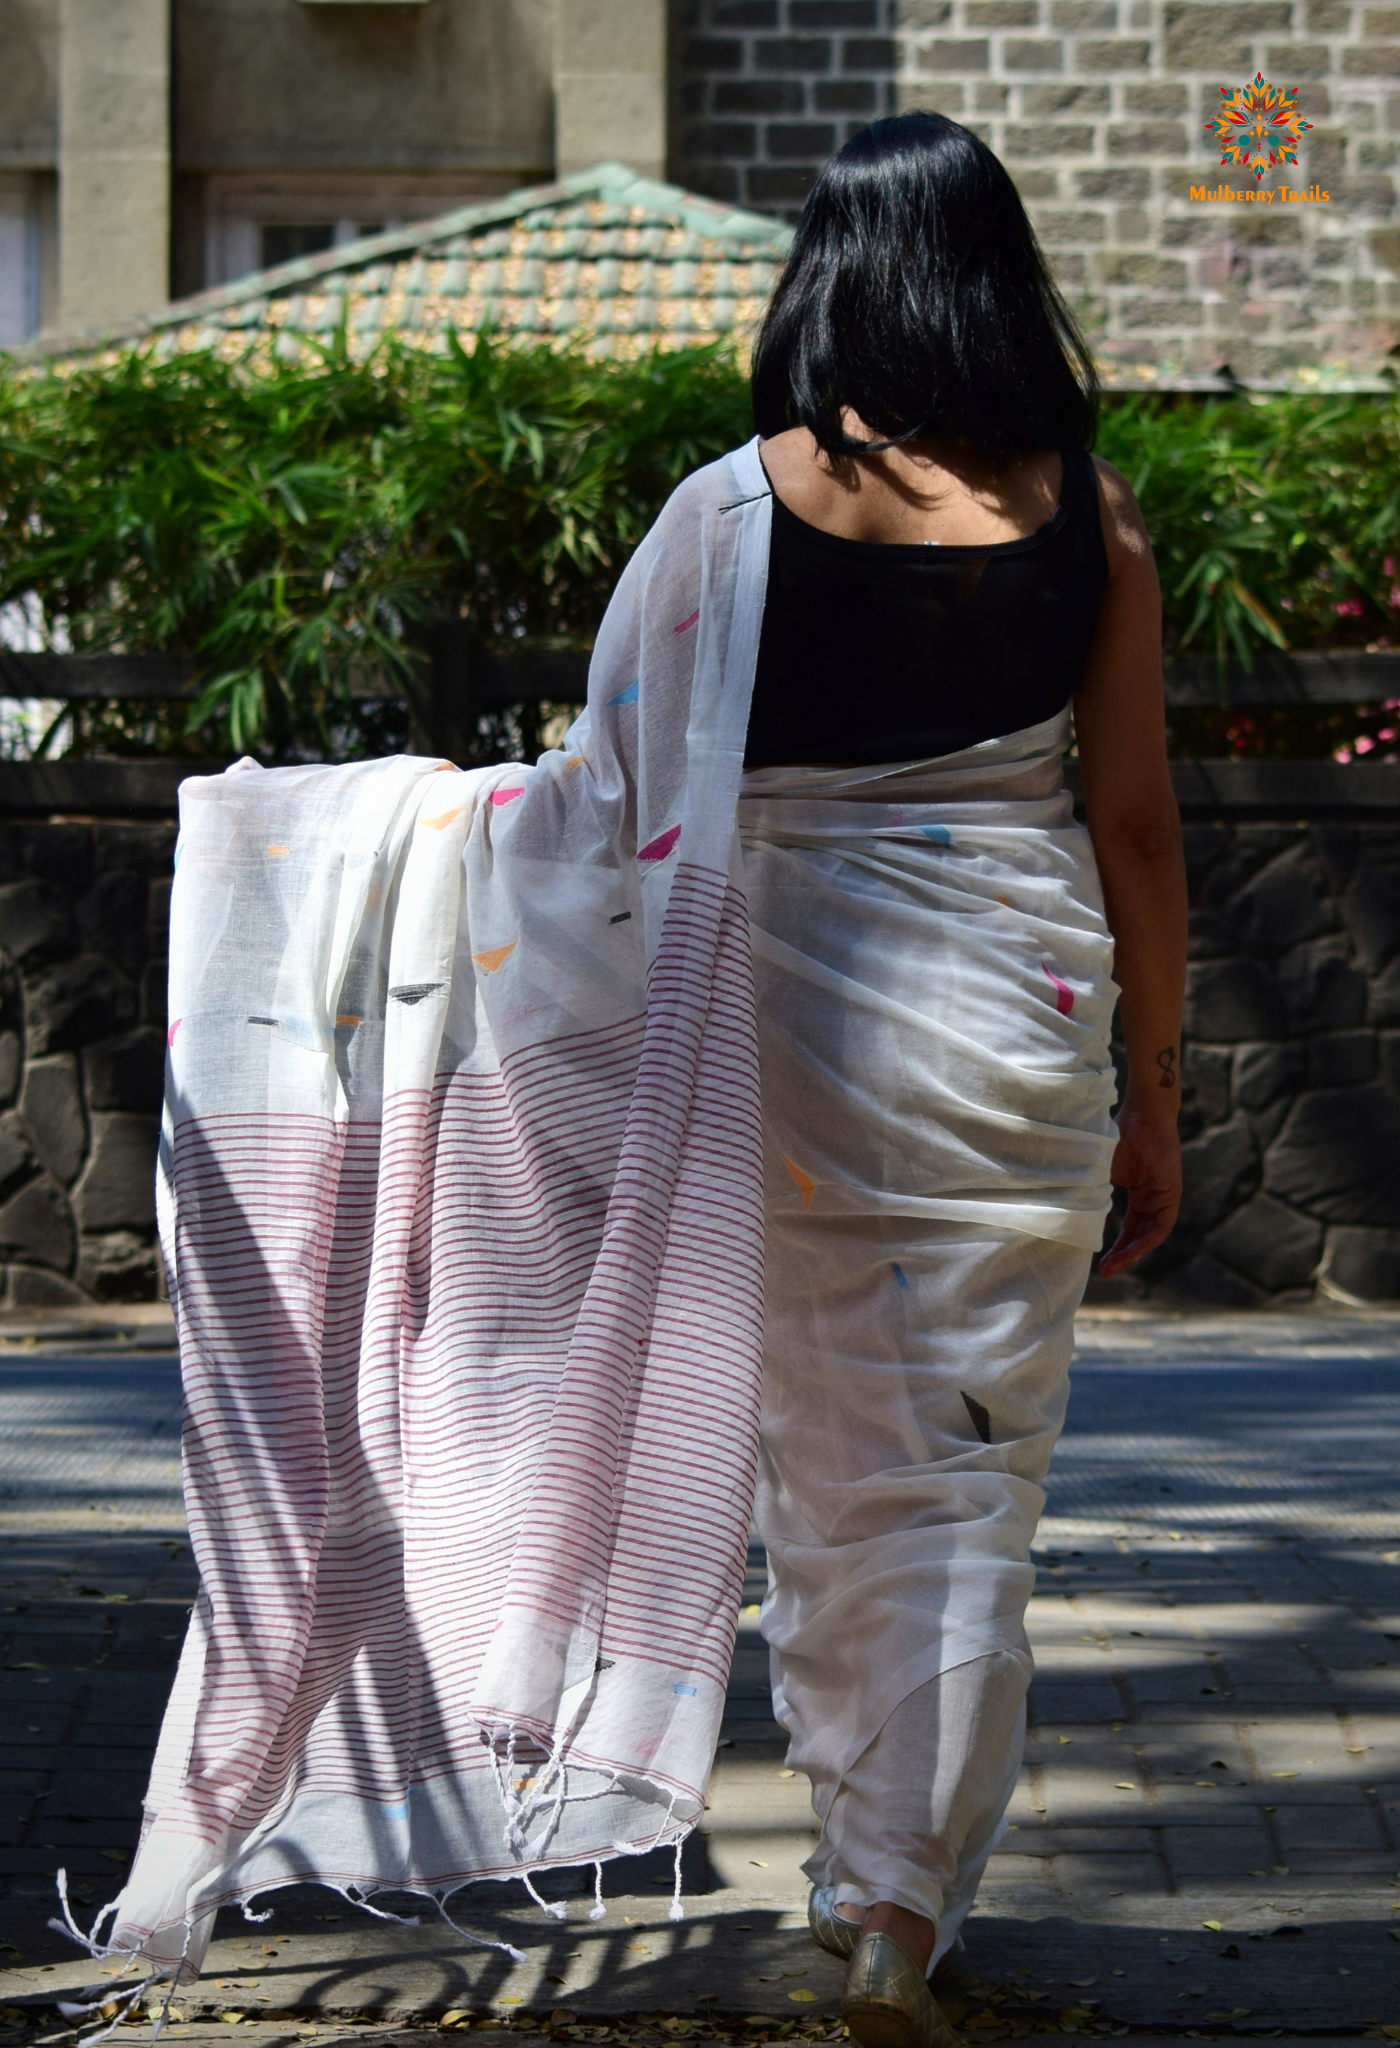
[1388,586,1400,610]
[1355,733,1376,754]
[1384,557,1395,576]
[1335,598,1364,617]
[1280,596,1294,610]
[1335,746,1354,762]
[1378,728,1396,741]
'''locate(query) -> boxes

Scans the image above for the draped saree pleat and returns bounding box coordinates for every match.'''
[739,720,1118,1962]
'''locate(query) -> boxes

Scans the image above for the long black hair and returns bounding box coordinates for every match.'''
[750,111,1098,463]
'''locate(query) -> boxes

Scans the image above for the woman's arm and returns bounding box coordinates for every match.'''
[1073,457,1187,1278]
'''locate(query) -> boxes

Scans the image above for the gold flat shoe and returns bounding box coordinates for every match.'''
[807,1885,863,1960]
[842,1930,962,2048]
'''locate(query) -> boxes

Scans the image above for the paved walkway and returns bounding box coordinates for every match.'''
[1,1309,1398,2044]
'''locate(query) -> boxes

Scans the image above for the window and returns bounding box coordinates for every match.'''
[260,223,335,269]
[0,183,37,346]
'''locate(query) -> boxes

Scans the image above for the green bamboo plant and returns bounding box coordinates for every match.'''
[1,338,1398,759]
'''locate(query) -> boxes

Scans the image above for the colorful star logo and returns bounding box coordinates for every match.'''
[1205,72,1313,182]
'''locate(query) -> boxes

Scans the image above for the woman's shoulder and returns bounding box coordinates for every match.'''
[1088,453,1154,576]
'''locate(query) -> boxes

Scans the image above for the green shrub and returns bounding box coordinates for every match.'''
[1095,390,1400,671]
[1,338,1397,760]
[0,334,750,759]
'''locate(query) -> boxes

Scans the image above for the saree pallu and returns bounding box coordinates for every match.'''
[105,440,776,1980]
[740,714,1118,1965]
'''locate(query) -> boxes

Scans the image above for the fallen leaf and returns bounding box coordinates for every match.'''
[1202,1919,1222,1932]
[1058,1736,1072,1745]
[220,2014,245,2026]
[1068,1976,1099,1988]
[1271,1770,1300,1778]
[1113,1781,1136,1791]
[440,2012,472,2026]
[749,1859,769,1868]
[777,1769,795,1779]
[788,1991,818,2004]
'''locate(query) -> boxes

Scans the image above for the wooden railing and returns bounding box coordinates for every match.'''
[4,642,1400,817]
[5,641,1400,713]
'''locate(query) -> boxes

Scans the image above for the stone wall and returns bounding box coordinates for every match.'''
[672,0,1400,383]
[10,794,1400,1308]
[1110,816,1400,1305]
[0,815,170,1308]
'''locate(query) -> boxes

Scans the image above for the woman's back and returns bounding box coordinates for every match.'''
[745,430,1108,768]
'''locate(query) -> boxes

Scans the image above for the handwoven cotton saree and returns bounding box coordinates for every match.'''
[106,439,774,1980]
[739,726,1118,1965]
[96,435,1118,1992]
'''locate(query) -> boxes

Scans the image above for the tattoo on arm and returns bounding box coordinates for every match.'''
[1156,1046,1177,1090]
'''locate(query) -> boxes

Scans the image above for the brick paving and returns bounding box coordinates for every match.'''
[1,1308,1398,2042]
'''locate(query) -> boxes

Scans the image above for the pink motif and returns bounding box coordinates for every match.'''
[167,1019,183,1046]
[673,609,700,635]
[638,824,682,864]
[1042,962,1074,1016]
[490,787,525,807]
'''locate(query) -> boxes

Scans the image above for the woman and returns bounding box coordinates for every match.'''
[101,109,1181,2048]
[737,113,1185,2048]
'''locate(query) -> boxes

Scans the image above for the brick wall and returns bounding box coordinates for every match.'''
[673,0,1400,382]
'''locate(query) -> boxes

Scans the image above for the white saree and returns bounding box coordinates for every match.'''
[94,436,1117,1991]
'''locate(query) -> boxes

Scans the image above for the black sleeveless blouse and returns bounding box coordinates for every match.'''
[743,445,1108,769]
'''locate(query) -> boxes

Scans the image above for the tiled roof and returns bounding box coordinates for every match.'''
[39,162,794,366]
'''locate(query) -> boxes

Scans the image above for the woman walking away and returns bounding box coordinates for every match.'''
[101,106,1180,2048]
[741,113,1185,2048]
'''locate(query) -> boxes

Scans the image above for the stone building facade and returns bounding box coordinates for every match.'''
[1,0,1397,376]
[673,0,1400,382]
[0,0,664,341]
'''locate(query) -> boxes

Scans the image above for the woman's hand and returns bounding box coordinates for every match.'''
[1099,1099,1182,1277]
